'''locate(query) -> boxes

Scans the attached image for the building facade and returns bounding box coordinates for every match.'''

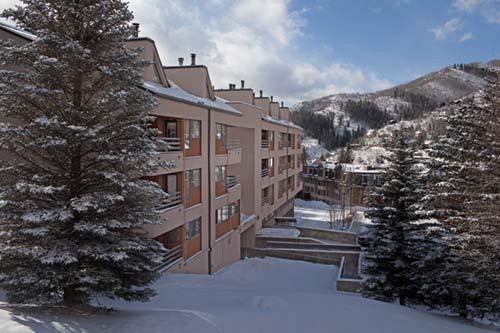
[301,160,382,208]
[0,23,304,274]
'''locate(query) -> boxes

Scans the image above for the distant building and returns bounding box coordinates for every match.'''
[301,160,382,207]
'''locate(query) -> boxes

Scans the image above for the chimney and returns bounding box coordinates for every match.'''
[241,80,245,89]
[271,96,274,102]
[229,83,233,90]
[191,53,196,66]
[178,57,184,66]
[259,90,263,98]
[281,101,284,107]
[132,23,139,37]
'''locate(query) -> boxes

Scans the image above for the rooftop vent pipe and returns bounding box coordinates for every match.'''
[259,90,263,98]
[281,101,284,107]
[270,96,274,102]
[241,80,245,89]
[191,53,196,66]
[178,57,184,66]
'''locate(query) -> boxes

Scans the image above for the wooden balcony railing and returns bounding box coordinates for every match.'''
[261,168,269,178]
[225,139,240,151]
[157,191,182,212]
[157,137,182,152]
[155,244,182,271]
[227,175,240,189]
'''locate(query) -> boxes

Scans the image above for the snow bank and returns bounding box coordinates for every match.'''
[295,198,330,210]
[257,228,301,238]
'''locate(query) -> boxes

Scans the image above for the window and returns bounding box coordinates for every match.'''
[185,217,201,240]
[184,119,201,150]
[229,201,239,217]
[191,169,201,187]
[216,123,225,140]
[215,165,226,183]
[165,120,177,138]
[217,205,230,224]
[185,169,201,204]
[166,174,178,194]
[361,175,368,185]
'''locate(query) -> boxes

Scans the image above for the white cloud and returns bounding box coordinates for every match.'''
[453,0,482,12]
[128,0,391,104]
[452,0,500,25]
[430,18,463,40]
[0,0,391,104]
[459,31,474,42]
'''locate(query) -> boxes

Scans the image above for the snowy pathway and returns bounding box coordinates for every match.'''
[0,257,492,333]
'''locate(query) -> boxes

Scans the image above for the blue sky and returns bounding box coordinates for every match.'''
[1,0,499,104]
[292,0,500,86]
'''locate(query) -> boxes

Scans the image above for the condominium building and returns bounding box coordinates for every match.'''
[0,22,304,274]
[301,160,382,207]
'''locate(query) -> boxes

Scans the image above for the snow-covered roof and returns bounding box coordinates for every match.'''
[142,81,241,115]
[341,163,382,174]
[261,114,303,130]
[0,22,36,41]
[305,161,382,174]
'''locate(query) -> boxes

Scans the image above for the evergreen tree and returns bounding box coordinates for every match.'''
[419,78,500,318]
[0,0,166,305]
[360,135,423,305]
[338,144,353,164]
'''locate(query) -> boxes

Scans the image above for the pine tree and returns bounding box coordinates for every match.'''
[419,77,500,318]
[0,0,166,305]
[360,134,423,305]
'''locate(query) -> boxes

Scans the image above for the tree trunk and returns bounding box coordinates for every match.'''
[458,300,468,319]
[63,288,84,306]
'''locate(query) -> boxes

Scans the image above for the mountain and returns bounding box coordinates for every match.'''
[292,60,499,151]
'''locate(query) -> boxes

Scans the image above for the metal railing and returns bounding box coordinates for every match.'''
[261,139,269,149]
[156,244,183,271]
[227,175,240,189]
[157,191,182,211]
[261,196,269,207]
[157,137,182,152]
[261,168,269,178]
[225,139,240,150]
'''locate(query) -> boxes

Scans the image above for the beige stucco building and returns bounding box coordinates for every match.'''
[0,23,304,274]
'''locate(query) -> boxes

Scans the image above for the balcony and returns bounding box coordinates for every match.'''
[225,139,240,151]
[227,139,242,165]
[261,168,269,178]
[157,137,182,152]
[227,175,240,189]
[151,138,184,175]
[156,244,183,271]
[157,191,182,212]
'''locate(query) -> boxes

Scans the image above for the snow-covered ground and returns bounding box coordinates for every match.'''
[294,199,367,231]
[257,227,301,238]
[0,257,492,333]
[302,137,329,160]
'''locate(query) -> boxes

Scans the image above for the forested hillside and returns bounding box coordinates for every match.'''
[292,61,499,150]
